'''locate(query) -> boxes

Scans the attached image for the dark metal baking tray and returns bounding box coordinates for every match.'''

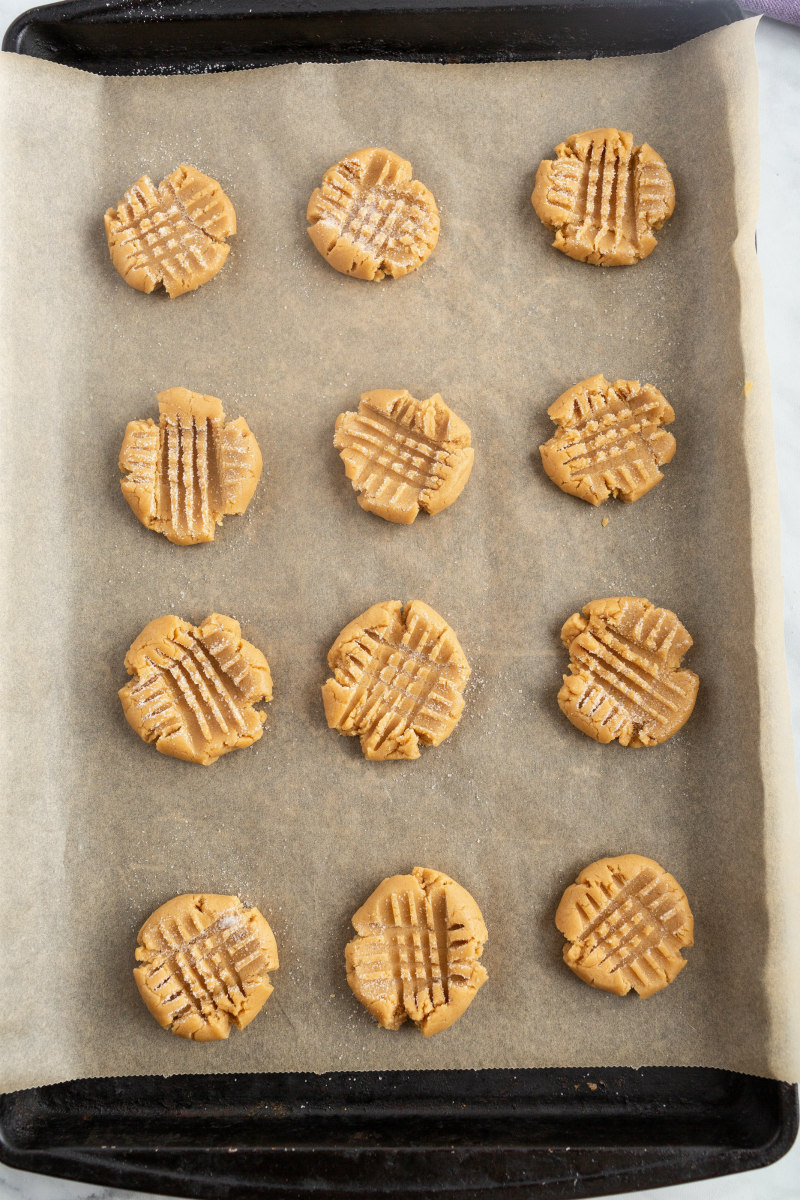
[2,1,797,1196]
[1,1068,797,1198]
[5,0,745,72]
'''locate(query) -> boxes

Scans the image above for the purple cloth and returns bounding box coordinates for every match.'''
[742,0,800,24]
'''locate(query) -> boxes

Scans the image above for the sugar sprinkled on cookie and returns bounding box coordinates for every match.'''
[307,148,439,280]
[134,893,278,1039]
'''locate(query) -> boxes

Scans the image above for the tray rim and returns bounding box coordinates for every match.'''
[1,1067,798,1199]
[3,0,747,70]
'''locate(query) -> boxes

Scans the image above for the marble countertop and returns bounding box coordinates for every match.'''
[1,8,798,1200]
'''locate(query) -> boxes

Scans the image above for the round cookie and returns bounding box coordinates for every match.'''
[134,893,278,1040]
[346,866,488,1036]
[321,600,470,761]
[119,613,273,765]
[306,148,439,280]
[531,129,675,266]
[558,597,698,746]
[555,854,694,997]
[104,164,236,297]
[539,375,676,505]
[334,389,474,523]
[120,388,262,544]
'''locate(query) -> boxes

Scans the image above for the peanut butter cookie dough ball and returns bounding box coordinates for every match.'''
[346,867,488,1035]
[105,164,236,296]
[322,600,470,760]
[134,893,278,1039]
[556,855,693,997]
[119,613,273,764]
[531,129,675,266]
[539,375,675,505]
[120,388,262,544]
[307,148,439,280]
[334,389,473,523]
[557,597,698,746]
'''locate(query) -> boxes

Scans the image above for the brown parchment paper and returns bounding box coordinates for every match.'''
[1,17,799,1093]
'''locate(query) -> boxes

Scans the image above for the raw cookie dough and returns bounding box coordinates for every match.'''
[119,387,262,544]
[334,389,473,523]
[134,893,278,1040]
[531,129,675,266]
[558,597,699,746]
[322,600,470,761]
[119,613,273,764]
[104,164,236,297]
[555,854,694,997]
[306,148,439,280]
[346,867,488,1035]
[539,375,676,505]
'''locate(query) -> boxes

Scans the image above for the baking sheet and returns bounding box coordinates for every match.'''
[1,16,798,1092]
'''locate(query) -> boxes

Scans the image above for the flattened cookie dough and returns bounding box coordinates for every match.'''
[120,613,273,764]
[307,148,439,280]
[322,600,470,760]
[531,129,675,266]
[120,387,262,544]
[335,389,473,523]
[556,855,694,997]
[540,375,675,505]
[558,597,698,746]
[134,893,278,1039]
[104,164,236,297]
[346,867,488,1035]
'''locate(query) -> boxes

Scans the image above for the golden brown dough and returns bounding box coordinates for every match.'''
[531,129,675,266]
[346,867,488,1035]
[555,854,693,997]
[539,375,675,505]
[119,613,273,765]
[334,389,473,523]
[558,597,698,746]
[119,388,262,544]
[322,600,470,761]
[307,148,439,280]
[134,893,278,1039]
[104,164,236,297]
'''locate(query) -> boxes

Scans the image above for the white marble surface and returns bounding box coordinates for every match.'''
[0,8,798,1200]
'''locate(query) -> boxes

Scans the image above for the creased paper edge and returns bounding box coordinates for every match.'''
[727,17,800,1085]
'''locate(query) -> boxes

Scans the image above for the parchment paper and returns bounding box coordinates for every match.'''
[2,17,799,1093]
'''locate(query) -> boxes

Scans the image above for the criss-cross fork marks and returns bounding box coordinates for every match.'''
[561,600,697,746]
[122,415,253,541]
[143,909,267,1029]
[535,131,674,264]
[569,867,688,995]
[336,614,466,757]
[543,382,675,504]
[338,398,453,515]
[128,626,255,752]
[350,889,448,1020]
[107,167,233,297]
[349,889,477,1025]
[312,155,437,273]
[547,136,637,254]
